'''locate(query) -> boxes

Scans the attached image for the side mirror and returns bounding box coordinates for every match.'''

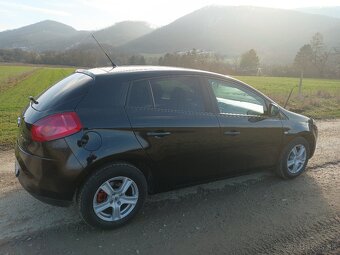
[269,103,280,117]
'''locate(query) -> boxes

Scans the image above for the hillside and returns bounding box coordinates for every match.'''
[1,6,340,64]
[121,6,340,63]
[92,21,153,46]
[297,6,340,19]
[0,20,153,52]
[0,20,82,51]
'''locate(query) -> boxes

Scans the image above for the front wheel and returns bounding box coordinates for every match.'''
[276,137,310,179]
[77,163,147,229]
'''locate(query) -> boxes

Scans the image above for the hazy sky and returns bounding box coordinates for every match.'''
[1,0,340,32]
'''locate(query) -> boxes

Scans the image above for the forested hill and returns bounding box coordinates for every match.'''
[0,20,153,52]
[121,6,340,63]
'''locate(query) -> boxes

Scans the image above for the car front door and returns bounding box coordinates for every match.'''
[204,77,283,174]
[125,76,221,190]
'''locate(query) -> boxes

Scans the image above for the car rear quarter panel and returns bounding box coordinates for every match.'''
[64,127,152,186]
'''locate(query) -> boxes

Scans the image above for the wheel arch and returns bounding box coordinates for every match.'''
[282,131,315,159]
[75,155,156,201]
[297,132,316,158]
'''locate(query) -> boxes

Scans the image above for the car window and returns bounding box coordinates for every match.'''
[128,80,153,108]
[150,76,205,112]
[34,73,93,111]
[208,79,266,115]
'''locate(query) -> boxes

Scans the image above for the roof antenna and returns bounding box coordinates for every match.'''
[91,34,117,68]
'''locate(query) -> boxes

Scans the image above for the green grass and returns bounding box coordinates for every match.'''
[0,65,36,81]
[0,65,339,149]
[0,65,38,92]
[0,66,74,148]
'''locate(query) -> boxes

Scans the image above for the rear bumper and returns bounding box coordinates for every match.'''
[15,142,84,207]
[21,185,73,207]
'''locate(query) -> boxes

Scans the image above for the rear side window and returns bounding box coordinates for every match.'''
[127,80,153,108]
[150,76,205,112]
[34,73,93,111]
[82,76,128,108]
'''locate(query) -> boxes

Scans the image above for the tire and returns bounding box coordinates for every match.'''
[275,137,310,179]
[77,163,147,229]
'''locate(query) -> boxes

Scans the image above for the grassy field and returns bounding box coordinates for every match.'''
[0,65,339,149]
[0,66,38,93]
[0,66,74,149]
[0,66,35,81]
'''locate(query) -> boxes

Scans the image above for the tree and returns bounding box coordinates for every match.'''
[310,32,330,77]
[294,44,313,96]
[334,46,340,77]
[158,49,232,74]
[239,49,259,75]
[231,56,239,73]
[128,55,146,65]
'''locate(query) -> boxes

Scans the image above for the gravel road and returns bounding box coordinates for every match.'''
[0,120,339,254]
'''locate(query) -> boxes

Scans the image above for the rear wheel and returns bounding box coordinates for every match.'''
[78,163,147,229]
[276,137,310,179]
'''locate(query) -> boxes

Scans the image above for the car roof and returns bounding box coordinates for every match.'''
[76,65,228,79]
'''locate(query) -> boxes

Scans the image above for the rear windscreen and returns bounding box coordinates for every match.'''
[33,73,93,111]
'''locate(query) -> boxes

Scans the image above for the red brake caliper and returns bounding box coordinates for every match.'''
[96,190,108,203]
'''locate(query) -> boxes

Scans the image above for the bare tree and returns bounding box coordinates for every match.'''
[334,46,340,76]
[231,56,239,73]
[310,32,331,77]
[294,44,313,96]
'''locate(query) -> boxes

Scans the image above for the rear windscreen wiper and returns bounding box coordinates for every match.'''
[29,96,39,104]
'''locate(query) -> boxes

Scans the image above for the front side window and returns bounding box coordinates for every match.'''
[150,76,205,112]
[208,79,266,116]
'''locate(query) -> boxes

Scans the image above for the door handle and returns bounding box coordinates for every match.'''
[224,130,240,136]
[146,131,171,138]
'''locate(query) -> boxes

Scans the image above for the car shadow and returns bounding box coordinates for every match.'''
[1,169,337,254]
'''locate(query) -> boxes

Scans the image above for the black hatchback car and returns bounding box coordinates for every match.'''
[15,66,318,229]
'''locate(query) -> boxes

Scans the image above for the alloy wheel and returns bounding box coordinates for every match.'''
[92,177,139,222]
[287,144,307,174]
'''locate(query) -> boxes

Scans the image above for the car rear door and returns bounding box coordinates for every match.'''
[204,77,283,174]
[125,75,221,190]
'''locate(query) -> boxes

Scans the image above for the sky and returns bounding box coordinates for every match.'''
[1,0,340,32]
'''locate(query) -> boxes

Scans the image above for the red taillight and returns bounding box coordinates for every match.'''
[31,112,82,142]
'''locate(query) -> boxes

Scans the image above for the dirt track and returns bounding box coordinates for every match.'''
[0,120,339,254]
